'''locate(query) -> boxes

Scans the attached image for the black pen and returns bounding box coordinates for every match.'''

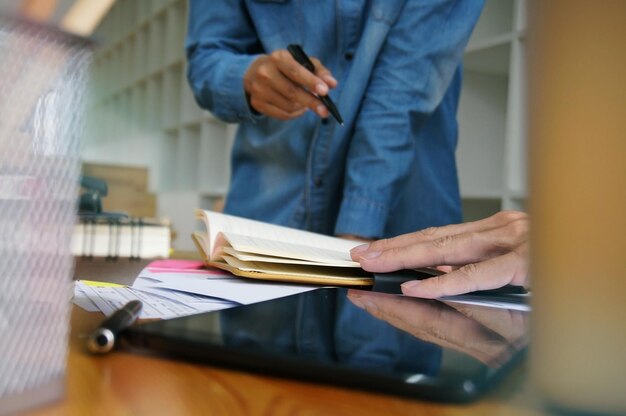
[86,300,142,354]
[287,44,344,126]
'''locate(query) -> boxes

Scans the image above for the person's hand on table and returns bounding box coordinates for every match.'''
[244,49,337,120]
[347,290,528,367]
[350,211,530,298]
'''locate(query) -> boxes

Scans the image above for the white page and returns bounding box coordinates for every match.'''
[73,284,99,312]
[221,246,356,267]
[221,256,368,281]
[75,281,232,319]
[76,281,187,318]
[132,286,236,313]
[138,273,318,305]
[133,268,233,289]
[133,286,233,305]
[222,233,359,266]
[197,209,361,261]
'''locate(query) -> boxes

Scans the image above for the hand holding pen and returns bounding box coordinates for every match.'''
[243,46,342,124]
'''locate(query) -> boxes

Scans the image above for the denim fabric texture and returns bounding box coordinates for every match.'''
[186,0,483,238]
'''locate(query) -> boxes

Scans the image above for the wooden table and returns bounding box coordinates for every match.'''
[22,258,549,416]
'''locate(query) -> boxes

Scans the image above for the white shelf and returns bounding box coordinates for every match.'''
[466,31,517,54]
[457,71,508,197]
[458,0,528,220]
[464,42,511,77]
[85,0,230,250]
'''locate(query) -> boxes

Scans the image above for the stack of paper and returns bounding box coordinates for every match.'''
[74,260,530,319]
[74,259,318,320]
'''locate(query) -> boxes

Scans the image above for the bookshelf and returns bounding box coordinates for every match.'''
[85,0,233,251]
[85,0,528,249]
[457,0,528,220]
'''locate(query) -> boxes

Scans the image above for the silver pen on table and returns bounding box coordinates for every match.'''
[86,300,143,354]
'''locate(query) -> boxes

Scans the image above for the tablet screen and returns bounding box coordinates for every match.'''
[123,288,529,402]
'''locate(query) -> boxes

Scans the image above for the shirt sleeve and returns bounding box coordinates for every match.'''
[334,0,484,238]
[185,0,263,123]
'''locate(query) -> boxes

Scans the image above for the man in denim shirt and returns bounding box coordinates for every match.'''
[186,0,483,239]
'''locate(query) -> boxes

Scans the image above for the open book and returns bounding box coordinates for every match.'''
[192,209,374,286]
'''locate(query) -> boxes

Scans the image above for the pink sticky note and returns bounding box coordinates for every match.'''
[146,259,228,276]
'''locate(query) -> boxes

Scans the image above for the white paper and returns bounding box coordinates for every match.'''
[73,284,100,312]
[441,294,531,311]
[74,259,318,319]
[134,272,318,305]
[74,281,235,319]
[133,286,235,313]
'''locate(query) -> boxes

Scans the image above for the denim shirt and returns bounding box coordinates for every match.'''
[186,0,483,238]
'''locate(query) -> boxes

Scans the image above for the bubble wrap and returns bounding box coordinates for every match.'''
[0,16,91,413]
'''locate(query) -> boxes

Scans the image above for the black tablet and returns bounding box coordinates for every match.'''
[122,288,529,403]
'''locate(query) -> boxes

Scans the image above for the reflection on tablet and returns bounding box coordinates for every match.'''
[124,288,529,403]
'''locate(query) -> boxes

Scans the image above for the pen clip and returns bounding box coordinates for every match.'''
[287,44,316,73]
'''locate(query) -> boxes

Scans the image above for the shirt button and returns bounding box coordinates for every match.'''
[314,178,323,188]
[321,118,329,125]
[344,52,354,61]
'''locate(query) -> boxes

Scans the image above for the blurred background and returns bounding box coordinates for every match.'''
[1,0,528,252]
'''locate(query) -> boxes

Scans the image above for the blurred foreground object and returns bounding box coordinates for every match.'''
[0,15,92,415]
[529,1,626,414]
[15,0,114,36]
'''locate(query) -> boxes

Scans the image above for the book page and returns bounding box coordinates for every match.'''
[221,256,367,280]
[196,209,362,262]
[221,247,357,268]
[222,233,359,267]
[196,209,229,257]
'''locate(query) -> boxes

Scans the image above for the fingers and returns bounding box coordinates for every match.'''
[350,224,478,261]
[268,61,328,115]
[352,211,529,273]
[247,82,307,120]
[351,231,471,271]
[356,229,508,273]
[249,100,307,121]
[444,302,529,348]
[244,50,339,120]
[346,290,514,367]
[270,49,329,95]
[351,211,527,262]
[309,57,338,89]
[245,57,319,115]
[400,248,529,299]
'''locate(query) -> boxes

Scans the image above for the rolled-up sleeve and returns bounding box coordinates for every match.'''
[185,0,262,123]
[334,0,483,238]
